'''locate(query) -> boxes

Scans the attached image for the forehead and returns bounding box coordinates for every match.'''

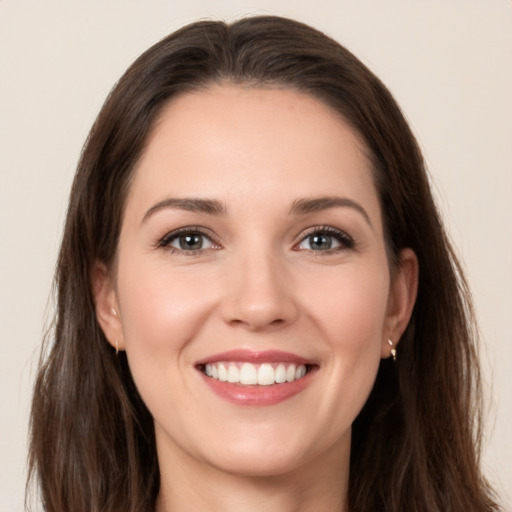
[127,85,379,218]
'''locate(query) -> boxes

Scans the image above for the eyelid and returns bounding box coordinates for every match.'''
[294,225,355,252]
[154,224,354,255]
[155,226,221,252]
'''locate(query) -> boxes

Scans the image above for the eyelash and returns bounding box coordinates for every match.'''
[155,226,220,256]
[155,225,355,256]
[294,225,355,254]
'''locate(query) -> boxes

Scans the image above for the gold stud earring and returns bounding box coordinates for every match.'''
[388,339,397,362]
[115,339,119,355]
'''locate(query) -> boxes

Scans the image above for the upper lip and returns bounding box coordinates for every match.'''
[195,349,315,366]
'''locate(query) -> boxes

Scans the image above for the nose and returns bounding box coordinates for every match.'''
[220,249,299,331]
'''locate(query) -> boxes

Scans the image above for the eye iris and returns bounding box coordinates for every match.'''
[309,233,332,250]
[179,234,203,250]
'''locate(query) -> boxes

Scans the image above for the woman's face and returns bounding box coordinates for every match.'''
[95,85,416,480]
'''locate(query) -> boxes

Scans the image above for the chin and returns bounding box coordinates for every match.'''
[206,448,307,479]
[195,424,350,480]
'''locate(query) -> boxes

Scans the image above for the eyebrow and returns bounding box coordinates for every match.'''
[290,196,373,228]
[142,197,226,223]
[141,195,372,228]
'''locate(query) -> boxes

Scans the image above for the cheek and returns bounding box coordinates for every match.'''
[302,262,389,415]
[319,268,389,410]
[303,261,390,353]
[115,257,218,419]
[115,257,220,373]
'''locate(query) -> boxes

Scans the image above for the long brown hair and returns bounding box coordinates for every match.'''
[27,16,499,512]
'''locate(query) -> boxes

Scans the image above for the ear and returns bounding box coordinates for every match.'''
[91,260,124,351]
[381,248,419,358]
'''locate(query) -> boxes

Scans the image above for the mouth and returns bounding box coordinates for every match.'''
[195,350,318,406]
[198,361,314,386]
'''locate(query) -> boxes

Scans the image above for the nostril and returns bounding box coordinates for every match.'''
[226,316,289,331]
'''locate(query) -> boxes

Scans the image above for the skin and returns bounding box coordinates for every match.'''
[94,85,418,512]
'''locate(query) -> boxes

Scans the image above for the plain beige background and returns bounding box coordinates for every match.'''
[1,1,511,510]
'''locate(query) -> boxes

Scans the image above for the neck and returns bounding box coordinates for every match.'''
[155,441,350,512]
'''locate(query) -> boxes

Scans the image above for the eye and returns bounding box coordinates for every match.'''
[157,227,219,255]
[296,227,354,252]
[171,233,212,251]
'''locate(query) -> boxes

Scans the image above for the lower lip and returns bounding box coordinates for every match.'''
[199,369,316,406]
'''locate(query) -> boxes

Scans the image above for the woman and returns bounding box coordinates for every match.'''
[27,15,499,512]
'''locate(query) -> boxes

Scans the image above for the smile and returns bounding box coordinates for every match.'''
[203,362,309,386]
[196,350,317,406]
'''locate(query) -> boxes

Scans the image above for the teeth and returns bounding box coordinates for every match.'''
[240,363,257,385]
[275,364,287,383]
[257,364,275,386]
[227,364,240,383]
[218,363,228,382]
[202,361,308,386]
